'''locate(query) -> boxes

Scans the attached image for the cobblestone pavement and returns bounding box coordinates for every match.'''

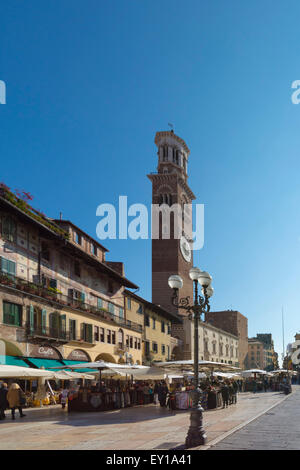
[0,390,291,450]
[210,386,300,450]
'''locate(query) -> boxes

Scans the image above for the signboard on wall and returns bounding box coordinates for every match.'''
[30,345,61,359]
[67,349,90,362]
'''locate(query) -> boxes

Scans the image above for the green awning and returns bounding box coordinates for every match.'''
[0,355,30,367]
[26,358,65,370]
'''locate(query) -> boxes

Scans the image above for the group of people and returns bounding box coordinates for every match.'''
[0,382,27,420]
[220,380,238,408]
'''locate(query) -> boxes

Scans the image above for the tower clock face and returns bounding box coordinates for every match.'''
[180,235,191,263]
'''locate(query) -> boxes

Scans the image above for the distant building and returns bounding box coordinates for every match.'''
[256,333,277,371]
[247,338,265,369]
[205,310,248,369]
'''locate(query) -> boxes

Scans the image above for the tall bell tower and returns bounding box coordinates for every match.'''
[147,130,196,316]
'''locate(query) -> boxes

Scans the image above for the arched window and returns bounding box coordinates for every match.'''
[162,146,168,161]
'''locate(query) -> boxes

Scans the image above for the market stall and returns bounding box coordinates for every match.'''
[60,362,169,412]
[155,360,241,410]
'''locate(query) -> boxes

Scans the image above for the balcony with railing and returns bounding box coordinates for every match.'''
[25,323,72,344]
[0,271,143,334]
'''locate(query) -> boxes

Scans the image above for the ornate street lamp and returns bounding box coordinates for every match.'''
[168,267,213,448]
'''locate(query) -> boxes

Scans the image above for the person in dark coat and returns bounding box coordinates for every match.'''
[157,381,169,407]
[221,382,230,408]
[231,381,238,404]
[0,383,9,420]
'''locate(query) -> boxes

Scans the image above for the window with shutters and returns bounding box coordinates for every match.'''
[127,297,131,310]
[145,341,150,355]
[0,257,16,278]
[108,303,115,314]
[100,327,105,342]
[97,297,103,309]
[145,315,150,327]
[112,331,116,345]
[162,344,165,355]
[129,337,133,348]
[119,307,124,319]
[49,311,60,335]
[126,335,129,347]
[60,314,66,339]
[70,319,76,340]
[107,330,112,344]
[152,318,156,329]
[94,326,99,342]
[1,216,16,242]
[81,323,93,343]
[3,301,22,326]
[161,321,165,333]
[152,342,158,353]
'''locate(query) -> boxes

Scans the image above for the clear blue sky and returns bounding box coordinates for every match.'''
[1,0,300,364]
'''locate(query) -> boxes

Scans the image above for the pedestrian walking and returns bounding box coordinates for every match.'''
[221,382,229,408]
[0,382,9,420]
[148,384,154,404]
[157,381,169,407]
[153,381,159,405]
[232,381,238,404]
[60,387,69,409]
[143,383,150,405]
[7,383,26,420]
[228,382,234,405]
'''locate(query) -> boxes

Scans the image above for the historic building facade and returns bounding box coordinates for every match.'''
[205,310,248,369]
[124,289,182,364]
[0,185,143,367]
[172,316,239,366]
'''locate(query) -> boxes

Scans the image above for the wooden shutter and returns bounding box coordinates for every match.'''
[41,309,47,334]
[29,305,34,332]
[88,324,93,343]
[60,314,66,337]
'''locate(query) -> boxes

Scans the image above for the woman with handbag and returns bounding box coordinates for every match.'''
[7,383,26,420]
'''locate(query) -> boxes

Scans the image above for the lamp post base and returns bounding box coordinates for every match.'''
[185,389,207,449]
[185,408,207,448]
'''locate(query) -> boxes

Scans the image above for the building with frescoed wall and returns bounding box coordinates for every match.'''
[0,185,143,368]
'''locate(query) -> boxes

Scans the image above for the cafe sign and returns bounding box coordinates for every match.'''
[30,345,61,359]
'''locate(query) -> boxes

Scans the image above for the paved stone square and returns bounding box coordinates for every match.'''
[209,386,300,450]
[0,390,291,450]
